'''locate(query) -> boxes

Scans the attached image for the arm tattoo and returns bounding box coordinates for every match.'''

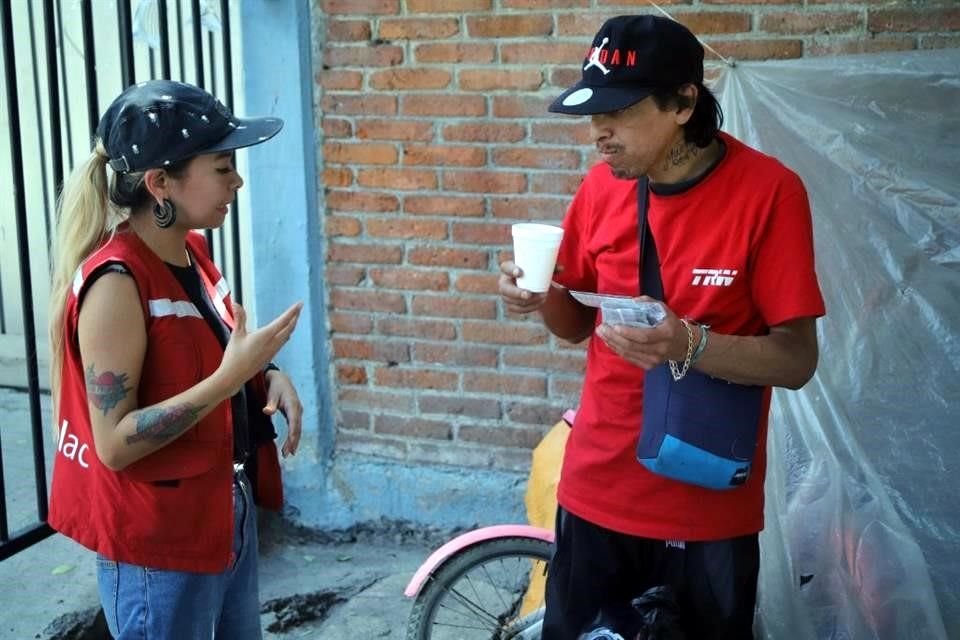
[85,364,132,416]
[127,403,206,445]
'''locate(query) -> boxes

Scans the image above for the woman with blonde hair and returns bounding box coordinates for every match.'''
[48,79,303,639]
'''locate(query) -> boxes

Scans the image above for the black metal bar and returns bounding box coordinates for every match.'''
[43,0,64,207]
[79,0,98,139]
[26,0,53,268]
[190,0,203,88]
[2,0,52,533]
[55,0,73,167]
[158,0,170,79]
[221,0,241,303]
[0,524,56,562]
[175,0,185,81]
[117,0,135,87]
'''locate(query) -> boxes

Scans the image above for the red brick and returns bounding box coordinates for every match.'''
[317,69,363,90]
[806,35,916,56]
[367,218,448,240]
[413,344,500,368]
[339,388,415,412]
[322,117,353,138]
[377,317,457,340]
[404,195,486,217]
[467,15,554,38]
[415,43,497,64]
[492,148,581,170]
[408,0,492,11]
[503,349,586,372]
[493,95,554,118]
[375,415,452,440]
[408,246,489,269]
[501,42,592,64]
[530,173,583,195]
[761,11,860,35]
[330,289,406,313]
[403,94,487,117]
[325,265,365,286]
[550,376,583,398]
[322,94,398,116]
[327,19,373,41]
[375,367,459,391]
[333,337,411,363]
[443,122,526,143]
[452,221,511,245]
[369,68,453,91]
[337,364,368,385]
[357,119,435,142]
[550,66,582,89]
[459,424,545,449]
[701,0,793,4]
[464,371,547,396]
[463,321,549,345]
[337,431,408,458]
[492,196,568,221]
[328,242,403,264]
[403,144,487,167]
[323,45,404,68]
[707,38,803,60]
[506,400,570,426]
[504,0,588,7]
[357,168,438,190]
[412,295,497,319]
[556,13,615,36]
[419,394,502,419]
[676,11,751,34]
[379,18,460,39]
[338,410,371,431]
[443,170,527,194]
[327,190,400,213]
[369,267,450,291]
[323,167,353,188]
[921,35,960,50]
[322,0,399,13]
[324,142,398,165]
[459,69,544,91]
[455,273,500,295]
[326,216,362,238]
[869,9,960,32]
[329,311,374,334]
[531,122,592,145]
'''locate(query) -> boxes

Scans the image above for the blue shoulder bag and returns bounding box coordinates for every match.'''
[633,178,764,490]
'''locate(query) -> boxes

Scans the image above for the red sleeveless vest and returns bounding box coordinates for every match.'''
[49,225,282,573]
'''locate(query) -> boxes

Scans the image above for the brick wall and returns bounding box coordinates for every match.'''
[315,0,960,471]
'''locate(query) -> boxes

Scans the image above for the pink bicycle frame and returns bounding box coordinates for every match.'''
[404,524,555,598]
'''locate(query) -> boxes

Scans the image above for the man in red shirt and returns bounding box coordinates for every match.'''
[499,15,825,640]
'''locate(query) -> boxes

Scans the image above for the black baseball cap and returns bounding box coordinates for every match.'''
[96,80,283,173]
[549,15,704,116]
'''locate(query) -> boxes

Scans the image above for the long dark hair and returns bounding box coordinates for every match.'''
[651,83,723,148]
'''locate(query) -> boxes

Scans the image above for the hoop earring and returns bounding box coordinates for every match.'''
[153,199,176,228]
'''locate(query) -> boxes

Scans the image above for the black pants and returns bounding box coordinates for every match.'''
[543,507,759,640]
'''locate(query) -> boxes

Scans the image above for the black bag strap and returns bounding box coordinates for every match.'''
[637,177,663,300]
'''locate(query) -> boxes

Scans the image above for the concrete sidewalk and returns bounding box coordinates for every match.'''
[0,514,451,639]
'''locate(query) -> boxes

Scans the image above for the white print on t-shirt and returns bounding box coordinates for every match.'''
[665,540,686,550]
[691,268,738,287]
[57,418,91,469]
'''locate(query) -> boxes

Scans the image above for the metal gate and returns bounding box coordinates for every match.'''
[0,0,247,562]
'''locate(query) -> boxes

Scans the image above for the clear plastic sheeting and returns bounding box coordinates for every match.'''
[714,50,959,640]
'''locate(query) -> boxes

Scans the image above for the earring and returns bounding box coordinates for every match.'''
[153,199,176,228]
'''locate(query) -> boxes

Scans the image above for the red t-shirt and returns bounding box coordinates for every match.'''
[553,133,826,541]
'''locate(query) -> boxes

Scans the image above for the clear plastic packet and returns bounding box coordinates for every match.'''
[600,299,666,328]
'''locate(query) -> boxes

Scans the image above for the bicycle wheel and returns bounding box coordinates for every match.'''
[406,536,552,640]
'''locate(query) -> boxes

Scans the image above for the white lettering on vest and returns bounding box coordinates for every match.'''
[57,419,91,469]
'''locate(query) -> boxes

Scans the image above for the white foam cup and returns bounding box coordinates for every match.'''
[511,223,565,293]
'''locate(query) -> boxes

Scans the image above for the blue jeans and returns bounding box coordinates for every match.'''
[97,470,261,639]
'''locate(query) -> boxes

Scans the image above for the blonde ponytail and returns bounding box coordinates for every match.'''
[49,141,122,406]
